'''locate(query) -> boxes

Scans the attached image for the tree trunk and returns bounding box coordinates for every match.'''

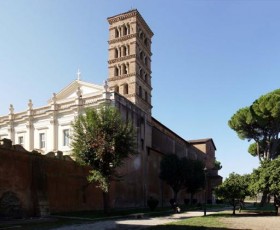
[232,199,236,215]
[102,192,110,214]
[260,190,269,206]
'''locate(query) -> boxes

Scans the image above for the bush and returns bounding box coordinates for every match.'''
[192,199,197,205]
[184,199,190,205]
[147,197,159,211]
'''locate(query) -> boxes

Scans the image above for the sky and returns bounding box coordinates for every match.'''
[1,0,280,179]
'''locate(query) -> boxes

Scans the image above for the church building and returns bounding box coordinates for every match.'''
[0,10,222,209]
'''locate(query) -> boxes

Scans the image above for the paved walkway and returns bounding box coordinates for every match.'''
[52,211,216,230]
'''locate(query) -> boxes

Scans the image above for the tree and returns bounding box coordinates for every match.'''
[250,157,280,212]
[159,154,186,202]
[213,160,222,170]
[215,173,250,215]
[71,106,136,213]
[228,89,280,161]
[159,155,206,205]
[185,159,205,204]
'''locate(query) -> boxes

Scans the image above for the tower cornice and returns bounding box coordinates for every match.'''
[107,9,153,37]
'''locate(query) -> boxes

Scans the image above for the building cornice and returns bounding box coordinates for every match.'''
[107,9,153,37]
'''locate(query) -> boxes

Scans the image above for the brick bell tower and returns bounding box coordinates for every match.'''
[107,10,153,116]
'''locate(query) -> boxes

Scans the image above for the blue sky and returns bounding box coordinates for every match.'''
[1,0,280,179]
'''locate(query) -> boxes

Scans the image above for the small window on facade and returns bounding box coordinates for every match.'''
[63,129,70,146]
[145,91,148,101]
[115,85,119,93]
[39,133,45,149]
[18,136,24,146]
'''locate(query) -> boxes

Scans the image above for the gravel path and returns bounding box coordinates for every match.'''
[52,211,213,230]
[52,211,280,230]
[221,215,280,230]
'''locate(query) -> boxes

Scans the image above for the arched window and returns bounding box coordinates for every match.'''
[114,48,119,58]
[144,38,148,47]
[123,46,127,56]
[123,25,128,36]
[122,63,127,74]
[126,45,130,56]
[139,69,143,78]
[115,85,119,93]
[114,67,119,76]
[127,24,130,35]
[139,86,142,98]
[123,83,128,94]
[139,51,143,61]
[115,28,119,38]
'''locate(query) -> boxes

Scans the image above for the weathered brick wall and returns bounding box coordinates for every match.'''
[0,147,103,217]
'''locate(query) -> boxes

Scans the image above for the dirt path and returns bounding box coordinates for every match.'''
[221,215,280,230]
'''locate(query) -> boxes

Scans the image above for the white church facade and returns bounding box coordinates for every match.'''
[0,77,113,155]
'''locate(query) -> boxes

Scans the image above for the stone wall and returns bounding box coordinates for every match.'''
[0,140,103,218]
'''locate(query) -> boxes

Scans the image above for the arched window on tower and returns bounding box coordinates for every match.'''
[144,73,147,82]
[139,51,143,61]
[126,45,130,56]
[114,66,119,76]
[145,91,148,101]
[123,83,128,95]
[139,86,142,98]
[144,38,148,47]
[127,24,130,35]
[122,63,127,74]
[115,28,119,38]
[123,25,128,36]
[123,46,127,56]
[115,48,119,58]
[139,69,143,78]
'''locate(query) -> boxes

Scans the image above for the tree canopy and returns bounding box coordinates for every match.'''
[215,173,250,215]
[71,106,136,212]
[250,157,280,210]
[228,89,280,161]
[159,154,205,203]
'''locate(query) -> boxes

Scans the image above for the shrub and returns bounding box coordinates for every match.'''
[147,197,159,211]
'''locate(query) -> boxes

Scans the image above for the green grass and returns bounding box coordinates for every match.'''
[148,214,228,230]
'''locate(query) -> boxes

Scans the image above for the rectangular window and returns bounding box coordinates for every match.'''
[39,133,45,148]
[63,129,69,146]
[18,136,24,146]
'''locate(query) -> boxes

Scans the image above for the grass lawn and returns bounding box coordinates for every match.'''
[148,214,228,230]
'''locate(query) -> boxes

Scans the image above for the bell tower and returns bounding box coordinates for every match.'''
[107,10,153,115]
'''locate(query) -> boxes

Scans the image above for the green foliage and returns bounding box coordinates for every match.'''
[71,106,136,193]
[228,89,280,161]
[185,159,205,196]
[159,154,186,200]
[213,160,222,170]
[147,197,159,211]
[159,154,205,201]
[215,173,250,214]
[250,157,280,206]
